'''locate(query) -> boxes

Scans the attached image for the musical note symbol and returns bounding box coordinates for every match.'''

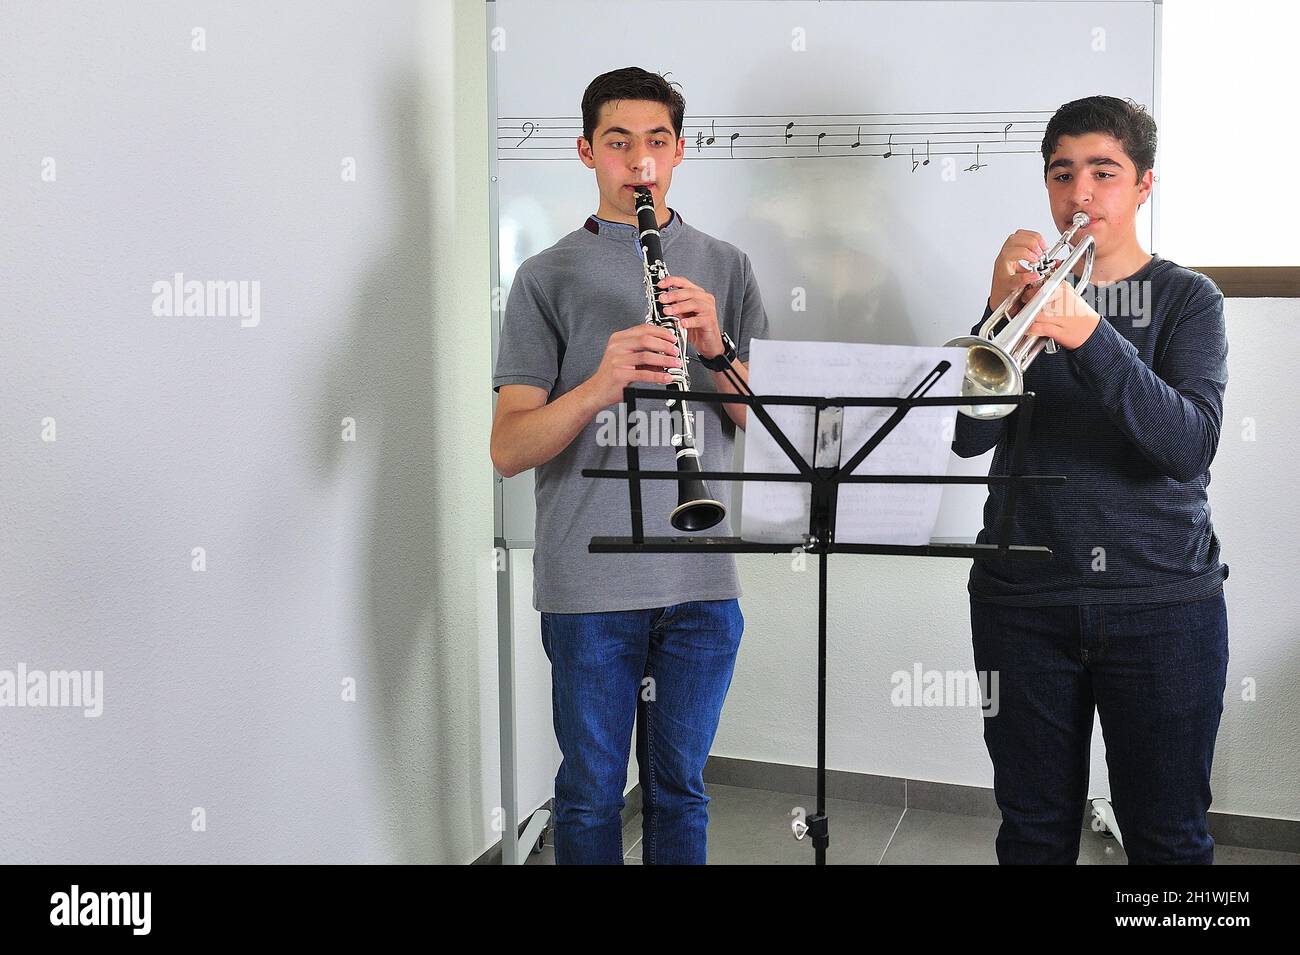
[729,131,740,158]
[913,140,931,172]
[965,143,986,172]
[851,125,862,149]
[785,121,795,144]
[517,121,539,148]
[816,131,827,152]
[706,120,716,146]
[1004,122,1013,141]
[882,133,893,159]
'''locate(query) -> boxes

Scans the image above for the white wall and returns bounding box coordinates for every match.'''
[1160,0,1300,265]
[0,0,502,864]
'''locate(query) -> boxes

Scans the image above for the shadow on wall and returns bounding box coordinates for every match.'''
[318,70,481,863]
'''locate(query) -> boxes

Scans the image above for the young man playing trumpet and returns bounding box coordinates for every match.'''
[491,67,769,865]
[953,96,1229,864]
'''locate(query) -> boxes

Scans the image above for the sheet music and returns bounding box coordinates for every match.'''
[500,110,1041,170]
[740,340,967,546]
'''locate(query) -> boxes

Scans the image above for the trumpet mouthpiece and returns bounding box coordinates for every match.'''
[1071,212,1091,228]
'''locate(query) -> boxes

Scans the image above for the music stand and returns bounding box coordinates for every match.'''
[583,359,1063,865]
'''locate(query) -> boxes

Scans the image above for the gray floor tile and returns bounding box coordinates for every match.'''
[627,782,899,864]
[1077,827,1128,865]
[879,809,1130,864]
[1213,843,1300,865]
[623,813,645,860]
[880,808,1001,864]
[700,783,903,865]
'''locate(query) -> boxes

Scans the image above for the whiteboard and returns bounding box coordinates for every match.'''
[490,0,1159,547]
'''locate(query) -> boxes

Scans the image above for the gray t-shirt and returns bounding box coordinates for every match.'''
[493,210,770,613]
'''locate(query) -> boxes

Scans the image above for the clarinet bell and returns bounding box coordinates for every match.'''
[671,471,726,533]
[671,488,726,532]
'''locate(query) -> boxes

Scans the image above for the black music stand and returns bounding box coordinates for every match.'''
[583,359,1063,865]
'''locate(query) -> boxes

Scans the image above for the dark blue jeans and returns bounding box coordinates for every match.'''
[971,591,1228,864]
[539,599,744,865]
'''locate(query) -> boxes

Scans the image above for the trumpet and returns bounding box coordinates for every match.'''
[945,212,1096,419]
[633,186,726,532]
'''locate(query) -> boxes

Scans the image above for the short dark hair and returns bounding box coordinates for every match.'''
[581,67,685,144]
[1040,95,1157,182]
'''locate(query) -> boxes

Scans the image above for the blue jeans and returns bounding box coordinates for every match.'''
[971,591,1228,864]
[539,599,744,865]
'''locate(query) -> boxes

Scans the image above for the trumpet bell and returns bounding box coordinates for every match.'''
[943,334,1024,420]
[943,213,1095,422]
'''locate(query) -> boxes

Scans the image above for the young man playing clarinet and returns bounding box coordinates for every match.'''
[953,95,1229,864]
[491,67,769,865]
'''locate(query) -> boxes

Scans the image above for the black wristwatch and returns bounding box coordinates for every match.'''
[697,331,738,371]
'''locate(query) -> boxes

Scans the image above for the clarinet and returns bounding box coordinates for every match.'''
[633,186,726,532]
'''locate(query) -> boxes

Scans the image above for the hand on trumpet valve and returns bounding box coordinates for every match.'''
[989,229,1051,313]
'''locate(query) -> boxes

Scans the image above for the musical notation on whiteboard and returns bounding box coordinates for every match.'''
[497,110,1048,167]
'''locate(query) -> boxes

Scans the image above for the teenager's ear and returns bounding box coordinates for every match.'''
[673,136,685,168]
[1136,167,1154,206]
[577,137,596,169]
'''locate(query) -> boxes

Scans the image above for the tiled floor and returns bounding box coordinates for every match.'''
[525,783,1300,865]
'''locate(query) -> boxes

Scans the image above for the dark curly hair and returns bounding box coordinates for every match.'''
[1041,95,1157,182]
[581,67,685,144]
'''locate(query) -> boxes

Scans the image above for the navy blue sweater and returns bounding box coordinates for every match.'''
[952,254,1229,606]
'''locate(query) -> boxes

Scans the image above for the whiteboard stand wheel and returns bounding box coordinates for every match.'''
[1090,805,1113,838]
[1089,797,1124,848]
